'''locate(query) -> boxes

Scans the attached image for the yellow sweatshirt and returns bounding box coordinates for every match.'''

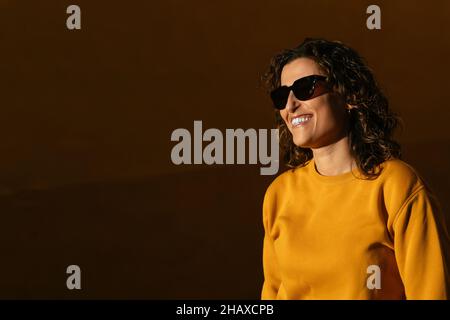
[261,158,450,300]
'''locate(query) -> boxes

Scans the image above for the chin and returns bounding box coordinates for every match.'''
[292,136,312,148]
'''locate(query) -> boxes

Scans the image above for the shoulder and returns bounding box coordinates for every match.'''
[262,162,310,212]
[263,169,293,206]
[378,158,425,193]
[265,168,294,194]
[264,163,308,198]
[262,167,297,224]
[377,159,430,220]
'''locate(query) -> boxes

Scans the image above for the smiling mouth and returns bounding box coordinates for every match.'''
[291,114,313,127]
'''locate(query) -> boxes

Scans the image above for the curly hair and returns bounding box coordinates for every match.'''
[261,38,402,179]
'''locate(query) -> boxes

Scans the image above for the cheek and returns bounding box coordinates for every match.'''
[315,96,344,126]
[327,94,347,121]
[316,108,334,127]
[315,104,346,133]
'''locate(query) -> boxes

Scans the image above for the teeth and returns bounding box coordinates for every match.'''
[291,115,312,126]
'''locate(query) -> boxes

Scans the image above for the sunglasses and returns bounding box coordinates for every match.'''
[270,75,329,110]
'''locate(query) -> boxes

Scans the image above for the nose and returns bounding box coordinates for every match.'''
[285,90,301,113]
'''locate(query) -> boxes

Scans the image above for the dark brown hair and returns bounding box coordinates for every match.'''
[261,38,402,178]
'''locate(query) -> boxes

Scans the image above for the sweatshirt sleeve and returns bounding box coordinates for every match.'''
[261,190,282,300]
[392,185,450,299]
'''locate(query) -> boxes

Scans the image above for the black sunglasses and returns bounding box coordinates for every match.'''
[270,75,329,110]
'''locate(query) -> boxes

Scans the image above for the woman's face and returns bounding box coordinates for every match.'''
[279,57,349,149]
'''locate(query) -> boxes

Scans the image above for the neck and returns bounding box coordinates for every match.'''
[311,135,356,176]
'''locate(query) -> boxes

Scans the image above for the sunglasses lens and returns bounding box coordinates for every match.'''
[270,87,290,110]
[270,76,326,110]
[292,77,315,100]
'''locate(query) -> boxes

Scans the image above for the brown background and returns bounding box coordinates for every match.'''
[0,0,449,298]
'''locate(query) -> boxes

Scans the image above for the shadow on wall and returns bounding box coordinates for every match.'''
[0,165,273,299]
[0,141,448,299]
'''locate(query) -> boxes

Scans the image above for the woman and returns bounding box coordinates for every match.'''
[260,38,450,299]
